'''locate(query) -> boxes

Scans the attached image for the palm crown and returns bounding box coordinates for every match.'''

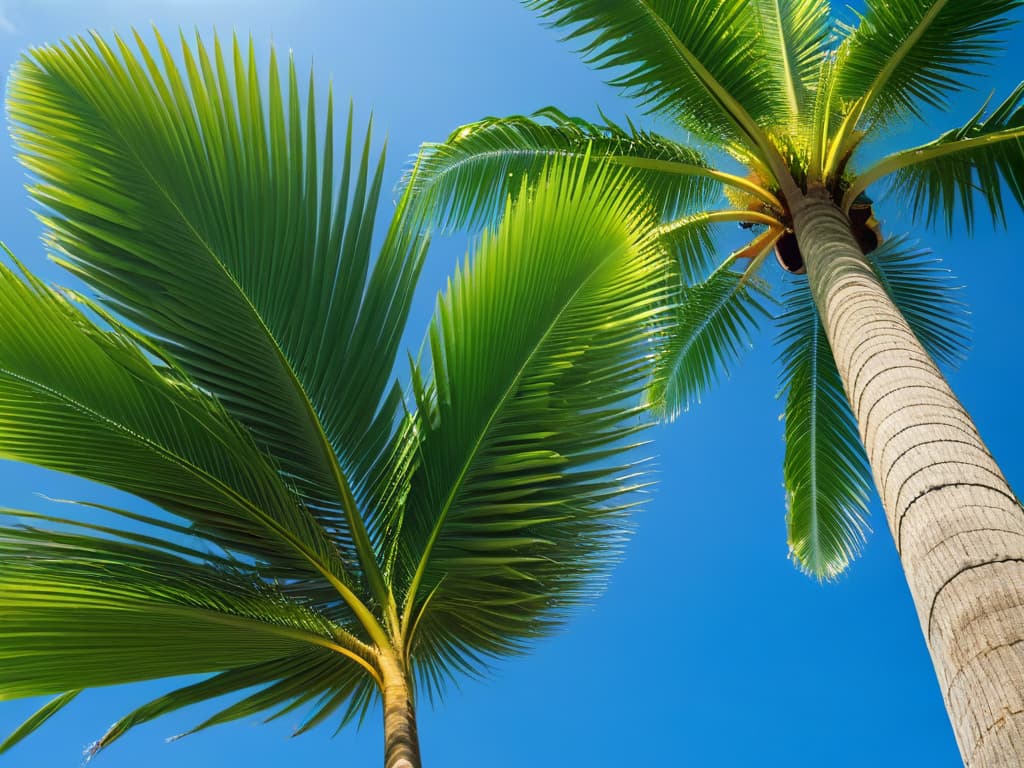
[407,0,1023,579]
[0,31,670,763]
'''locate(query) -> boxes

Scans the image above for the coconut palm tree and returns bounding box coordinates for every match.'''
[405,1,1024,763]
[0,32,671,768]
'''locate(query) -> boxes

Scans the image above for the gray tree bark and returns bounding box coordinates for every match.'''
[793,186,1024,766]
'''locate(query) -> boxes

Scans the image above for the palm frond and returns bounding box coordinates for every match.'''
[656,212,720,284]
[869,235,970,367]
[752,0,832,135]
[0,521,363,700]
[407,107,719,231]
[0,258,347,589]
[830,0,1021,139]
[849,83,1024,234]
[7,32,427,591]
[92,646,373,754]
[777,281,872,580]
[396,157,667,686]
[0,692,80,756]
[780,237,968,580]
[524,0,788,166]
[646,263,771,421]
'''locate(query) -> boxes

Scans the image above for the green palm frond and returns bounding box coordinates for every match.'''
[828,0,1021,157]
[0,692,80,756]
[646,262,771,421]
[777,234,968,580]
[0,259,348,589]
[90,651,348,753]
[752,0,832,135]
[394,158,666,686]
[7,32,427,595]
[407,107,719,231]
[524,0,788,169]
[777,281,872,580]
[848,83,1024,234]
[656,212,720,284]
[0,519,365,700]
[869,235,970,367]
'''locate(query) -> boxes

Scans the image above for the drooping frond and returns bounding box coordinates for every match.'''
[0,692,80,756]
[0,259,347,588]
[7,32,427,596]
[656,208,784,283]
[828,0,1022,164]
[646,263,771,421]
[777,281,872,580]
[92,648,373,753]
[656,212,720,285]
[752,0,832,135]
[0,519,362,701]
[869,236,970,368]
[407,107,719,231]
[848,83,1024,234]
[524,0,789,173]
[777,236,970,580]
[396,158,667,688]
[0,509,378,753]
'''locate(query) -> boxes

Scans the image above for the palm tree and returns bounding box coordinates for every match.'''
[405,1,1024,763]
[0,32,671,767]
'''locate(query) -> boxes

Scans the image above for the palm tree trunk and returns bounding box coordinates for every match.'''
[793,185,1024,766]
[379,654,421,768]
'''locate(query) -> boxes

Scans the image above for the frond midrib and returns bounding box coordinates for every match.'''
[58,73,393,641]
[401,219,647,640]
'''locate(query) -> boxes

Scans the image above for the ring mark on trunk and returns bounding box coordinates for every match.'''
[897,483,1022,554]
[874,418,980,468]
[854,362,942,417]
[924,525,1024,559]
[863,383,954,440]
[926,557,1024,641]
[883,440,998,493]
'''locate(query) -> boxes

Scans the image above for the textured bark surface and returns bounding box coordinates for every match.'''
[794,187,1024,767]
[380,655,421,768]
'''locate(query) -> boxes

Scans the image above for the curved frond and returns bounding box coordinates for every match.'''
[829,0,1021,146]
[407,107,719,231]
[7,31,427,590]
[0,259,347,587]
[90,650,340,753]
[0,692,80,756]
[397,158,667,684]
[777,281,872,580]
[0,521,360,700]
[849,83,1024,233]
[646,262,771,421]
[869,235,970,367]
[525,0,788,169]
[753,0,832,135]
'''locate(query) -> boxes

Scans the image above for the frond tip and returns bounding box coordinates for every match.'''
[777,279,872,580]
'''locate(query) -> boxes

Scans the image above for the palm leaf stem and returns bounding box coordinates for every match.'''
[631,0,797,196]
[611,156,785,212]
[739,227,785,284]
[841,125,1024,211]
[657,209,781,236]
[824,0,951,176]
[765,0,802,118]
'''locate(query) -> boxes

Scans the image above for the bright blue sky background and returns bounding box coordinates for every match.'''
[1,2,1023,766]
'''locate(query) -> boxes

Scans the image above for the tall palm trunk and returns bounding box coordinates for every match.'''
[793,186,1024,766]
[379,654,421,768]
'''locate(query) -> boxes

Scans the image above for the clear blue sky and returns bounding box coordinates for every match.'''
[1,2,1023,766]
